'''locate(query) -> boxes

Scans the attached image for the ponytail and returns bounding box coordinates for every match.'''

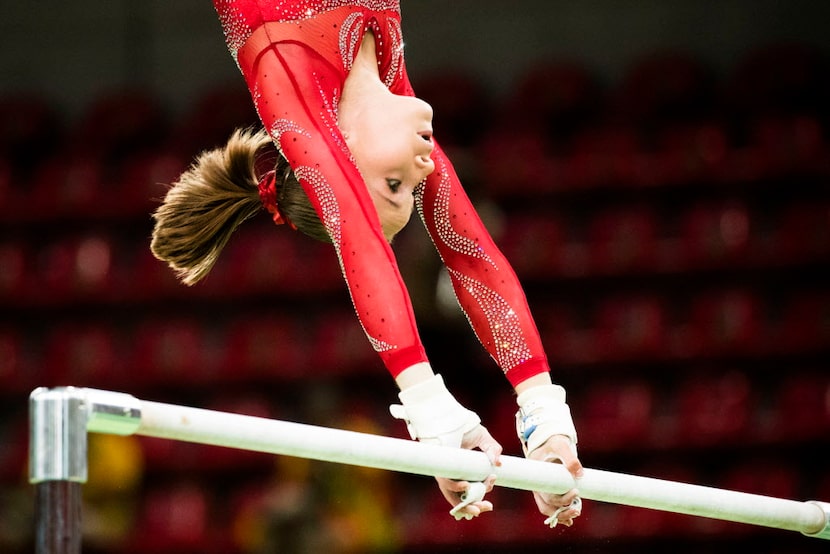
[151,127,329,286]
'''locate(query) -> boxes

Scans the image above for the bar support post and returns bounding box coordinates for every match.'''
[28,387,141,554]
[29,387,88,554]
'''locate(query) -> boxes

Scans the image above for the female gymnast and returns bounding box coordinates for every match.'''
[151,0,583,526]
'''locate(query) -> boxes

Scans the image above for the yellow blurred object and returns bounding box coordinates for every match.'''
[83,434,145,548]
[86,433,144,494]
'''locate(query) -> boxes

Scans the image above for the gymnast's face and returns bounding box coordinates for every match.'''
[339,85,436,241]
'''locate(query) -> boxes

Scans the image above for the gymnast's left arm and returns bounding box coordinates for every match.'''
[415,141,584,527]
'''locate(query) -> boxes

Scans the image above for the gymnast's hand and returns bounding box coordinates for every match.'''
[526,434,583,527]
[435,424,502,520]
[515,382,583,528]
[390,369,503,519]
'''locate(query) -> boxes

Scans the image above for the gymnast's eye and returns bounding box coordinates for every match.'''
[386,178,402,193]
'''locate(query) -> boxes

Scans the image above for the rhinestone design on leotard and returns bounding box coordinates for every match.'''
[293,165,340,243]
[366,334,395,353]
[448,268,532,373]
[313,76,351,158]
[382,17,403,87]
[293,164,395,354]
[334,9,402,86]
[422,157,497,269]
[215,1,252,66]
[339,12,364,73]
[215,0,400,63]
[269,119,312,150]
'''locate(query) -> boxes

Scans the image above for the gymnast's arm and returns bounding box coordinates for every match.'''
[240,40,431,374]
[415,142,584,526]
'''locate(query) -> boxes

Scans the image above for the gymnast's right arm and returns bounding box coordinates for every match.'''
[233,31,502,516]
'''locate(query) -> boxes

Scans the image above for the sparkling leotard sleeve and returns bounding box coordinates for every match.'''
[414,145,551,387]
[214,0,550,387]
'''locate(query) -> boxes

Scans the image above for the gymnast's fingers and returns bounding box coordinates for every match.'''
[533,488,582,527]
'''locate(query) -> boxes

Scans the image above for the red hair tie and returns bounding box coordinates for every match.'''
[257,170,296,229]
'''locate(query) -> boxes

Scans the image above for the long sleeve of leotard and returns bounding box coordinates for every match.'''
[233,23,430,376]
[386,69,551,388]
[416,145,551,387]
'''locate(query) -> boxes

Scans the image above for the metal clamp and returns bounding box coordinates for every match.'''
[29,387,141,484]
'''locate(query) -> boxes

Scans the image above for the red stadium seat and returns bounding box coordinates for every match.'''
[116,149,187,218]
[593,295,666,361]
[776,292,830,353]
[129,318,207,386]
[687,288,764,356]
[587,207,658,275]
[773,202,830,265]
[131,483,213,552]
[680,201,753,269]
[655,122,730,185]
[310,310,378,376]
[500,60,603,146]
[724,42,830,183]
[221,315,308,381]
[719,461,800,509]
[33,234,117,303]
[129,243,187,299]
[69,88,168,162]
[614,51,716,131]
[171,85,259,158]
[563,124,644,189]
[578,379,654,452]
[478,128,557,196]
[675,371,755,447]
[768,372,830,441]
[29,154,104,219]
[41,323,118,388]
[535,302,599,365]
[498,213,564,278]
[0,327,36,393]
[749,115,826,176]
[0,239,29,301]
[220,226,300,295]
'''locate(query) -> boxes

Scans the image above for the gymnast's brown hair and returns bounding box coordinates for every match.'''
[150,127,330,286]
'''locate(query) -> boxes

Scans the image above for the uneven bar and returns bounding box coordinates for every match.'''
[29,387,830,544]
[132,398,830,538]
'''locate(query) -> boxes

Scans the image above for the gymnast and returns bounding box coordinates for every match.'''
[151,0,582,526]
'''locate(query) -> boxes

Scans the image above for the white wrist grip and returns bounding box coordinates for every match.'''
[390,373,480,447]
[515,384,577,455]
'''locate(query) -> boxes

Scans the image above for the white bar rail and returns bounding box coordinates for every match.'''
[29,386,830,553]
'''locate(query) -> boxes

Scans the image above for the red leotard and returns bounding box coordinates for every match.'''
[213,0,549,387]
